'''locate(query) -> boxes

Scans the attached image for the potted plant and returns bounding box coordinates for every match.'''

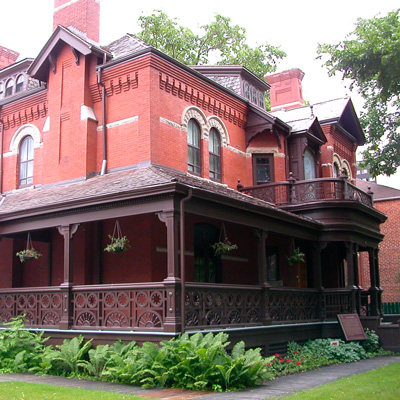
[16,233,42,262]
[211,237,238,256]
[104,220,131,254]
[287,247,305,266]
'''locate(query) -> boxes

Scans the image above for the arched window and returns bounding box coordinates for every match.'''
[16,75,24,93]
[5,79,14,97]
[209,128,221,181]
[0,82,4,99]
[303,149,316,180]
[19,136,34,187]
[333,162,340,178]
[187,119,201,174]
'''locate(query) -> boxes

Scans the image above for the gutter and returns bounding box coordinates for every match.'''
[0,113,3,194]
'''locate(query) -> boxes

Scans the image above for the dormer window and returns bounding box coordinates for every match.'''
[16,75,24,93]
[251,87,257,104]
[258,92,265,108]
[0,82,3,99]
[5,79,14,97]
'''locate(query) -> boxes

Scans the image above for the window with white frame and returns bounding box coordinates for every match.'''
[187,119,201,174]
[5,79,14,97]
[19,136,34,187]
[209,128,221,181]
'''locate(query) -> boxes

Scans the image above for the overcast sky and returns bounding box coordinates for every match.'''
[1,0,399,188]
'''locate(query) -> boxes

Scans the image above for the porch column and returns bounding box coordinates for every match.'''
[157,211,181,332]
[345,242,358,314]
[255,229,271,324]
[57,224,80,330]
[312,242,326,320]
[368,248,382,316]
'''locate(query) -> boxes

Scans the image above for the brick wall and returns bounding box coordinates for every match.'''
[374,198,400,302]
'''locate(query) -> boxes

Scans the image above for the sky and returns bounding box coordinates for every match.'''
[1,0,400,188]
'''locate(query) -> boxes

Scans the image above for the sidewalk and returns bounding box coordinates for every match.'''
[0,356,399,399]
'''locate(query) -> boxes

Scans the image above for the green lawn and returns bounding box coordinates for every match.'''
[280,362,400,400]
[0,381,160,400]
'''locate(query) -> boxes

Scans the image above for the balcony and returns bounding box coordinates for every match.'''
[238,177,373,208]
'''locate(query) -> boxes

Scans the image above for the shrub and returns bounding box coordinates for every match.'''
[0,314,49,373]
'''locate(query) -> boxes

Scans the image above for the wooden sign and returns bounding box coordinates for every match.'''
[337,314,366,341]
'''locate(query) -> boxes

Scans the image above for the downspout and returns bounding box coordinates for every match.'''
[0,114,4,194]
[180,188,193,334]
[97,55,107,175]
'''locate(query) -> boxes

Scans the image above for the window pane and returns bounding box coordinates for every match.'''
[19,136,34,186]
[254,156,273,185]
[209,129,221,180]
[304,149,316,180]
[5,79,13,97]
[16,75,24,93]
[188,119,201,174]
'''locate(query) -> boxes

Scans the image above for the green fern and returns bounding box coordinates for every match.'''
[50,335,92,376]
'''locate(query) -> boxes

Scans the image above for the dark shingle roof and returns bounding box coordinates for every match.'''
[356,179,400,201]
[0,165,313,226]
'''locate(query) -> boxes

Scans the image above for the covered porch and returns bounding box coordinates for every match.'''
[0,166,386,347]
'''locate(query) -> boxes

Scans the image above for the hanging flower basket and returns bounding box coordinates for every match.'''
[211,238,238,256]
[16,233,42,263]
[287,247,305,266]
[104,220,131,254]
[211,223,238,256]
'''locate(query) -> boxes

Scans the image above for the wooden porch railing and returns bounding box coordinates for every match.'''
[0,284,356,330]
[238,177,373,208]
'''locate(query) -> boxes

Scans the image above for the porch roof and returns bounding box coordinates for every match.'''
[0,164,317,227]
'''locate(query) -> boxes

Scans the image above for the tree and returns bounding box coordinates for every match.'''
[136,11,286,79]
[317,9,400,177]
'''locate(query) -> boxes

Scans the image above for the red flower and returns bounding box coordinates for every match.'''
[275,353,280,358]
[266,363,271,367]
[286,359,291,363]
[294,350,299,354]
[296,362,301,366]
[279,359,284,363]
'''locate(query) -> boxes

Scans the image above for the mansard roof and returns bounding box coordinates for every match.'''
[28,25,112,82]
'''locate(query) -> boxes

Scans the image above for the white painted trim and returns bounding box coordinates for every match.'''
[97,116,138,131]
[81,105,97,122]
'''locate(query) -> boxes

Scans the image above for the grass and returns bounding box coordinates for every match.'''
[280,361,400,400]
[0,382,160,400]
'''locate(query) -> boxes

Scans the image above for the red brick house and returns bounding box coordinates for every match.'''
[357,180,400,304]
[0,0,393,351]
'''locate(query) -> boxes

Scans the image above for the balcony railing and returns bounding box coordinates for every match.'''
[238,177,373,208]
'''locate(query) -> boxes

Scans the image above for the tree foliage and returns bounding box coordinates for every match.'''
[317,9,400,177]
[136,11,286,79]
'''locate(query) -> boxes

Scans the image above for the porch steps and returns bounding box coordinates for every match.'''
[140,388,211,399]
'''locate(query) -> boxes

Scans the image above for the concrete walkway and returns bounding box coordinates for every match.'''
[0,356,399,399]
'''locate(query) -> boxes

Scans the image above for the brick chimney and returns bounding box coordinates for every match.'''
[0,45,19,70]
[53,0,100,42]
[265,68,305,111]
